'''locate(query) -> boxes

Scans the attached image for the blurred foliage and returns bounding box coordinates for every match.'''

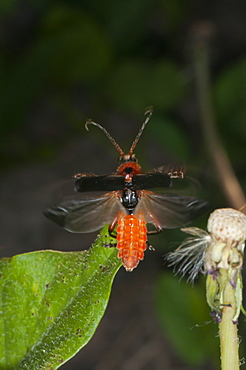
[39,5,113,84]
[1,0,246,178]
[150,114,190,158]
[214,57,246,130]
[213,57,246,167]
[107,59,185,113]
[1,1,246,369]
[0,0,18,13]
[155,272,219,367]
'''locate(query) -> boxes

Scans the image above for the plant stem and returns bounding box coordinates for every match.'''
[191,22,246,210]
[219,269,239,370]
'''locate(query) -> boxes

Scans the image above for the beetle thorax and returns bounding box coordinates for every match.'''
[117,161,142,177]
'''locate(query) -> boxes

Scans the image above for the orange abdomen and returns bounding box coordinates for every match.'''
[116,215,147,271]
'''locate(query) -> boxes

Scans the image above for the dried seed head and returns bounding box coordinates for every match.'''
[167,207,246,322]
[207,208,246,244]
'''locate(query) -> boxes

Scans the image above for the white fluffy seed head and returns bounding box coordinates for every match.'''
[207,208,246,243]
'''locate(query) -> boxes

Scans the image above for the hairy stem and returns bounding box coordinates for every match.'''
[219,269,239,370]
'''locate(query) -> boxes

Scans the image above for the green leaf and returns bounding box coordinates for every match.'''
[155,273,219,367]
[0,229,121,369]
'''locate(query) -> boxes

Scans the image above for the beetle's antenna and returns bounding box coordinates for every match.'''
[85,120,125,157]
[128,107,153,156]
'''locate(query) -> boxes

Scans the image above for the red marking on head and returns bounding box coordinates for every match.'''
[117,161,142,177]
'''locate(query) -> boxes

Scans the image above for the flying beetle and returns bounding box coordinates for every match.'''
[44,109,208,271]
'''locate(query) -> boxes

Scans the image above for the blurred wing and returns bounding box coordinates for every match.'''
[135,191,209,229]
[44,192,126,233]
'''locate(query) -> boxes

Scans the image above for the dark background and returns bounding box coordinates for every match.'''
[1,0,246,369]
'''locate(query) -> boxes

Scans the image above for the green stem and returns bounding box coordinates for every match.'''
[219,269,239,370]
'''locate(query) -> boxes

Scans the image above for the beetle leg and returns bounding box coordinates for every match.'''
[108,216,118,238]
[148,243,155,251]
[147,228,162,235]
[146,228,161,250]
